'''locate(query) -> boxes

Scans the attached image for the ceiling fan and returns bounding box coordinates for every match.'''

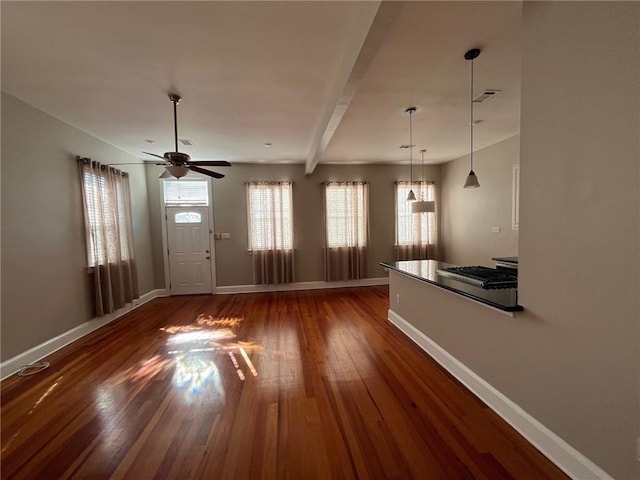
[144,93,231,179]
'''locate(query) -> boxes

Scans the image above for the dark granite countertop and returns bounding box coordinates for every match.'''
[381,260,523,312]
[491,256,518,264]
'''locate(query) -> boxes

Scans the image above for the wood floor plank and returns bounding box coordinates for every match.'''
[1,287,569,479]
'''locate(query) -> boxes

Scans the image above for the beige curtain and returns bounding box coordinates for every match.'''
[323,182,369,281]
[246,181,294,284]
[78,158,138,316]
[395,181,438,261]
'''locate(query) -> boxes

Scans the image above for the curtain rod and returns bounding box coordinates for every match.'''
[321,181,368,185]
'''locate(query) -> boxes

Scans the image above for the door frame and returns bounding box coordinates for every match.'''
[159,174,217,294]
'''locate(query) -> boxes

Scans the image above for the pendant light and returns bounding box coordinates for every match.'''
[406,107,417,201]
[463,48,481,188]
[412,149,435,213]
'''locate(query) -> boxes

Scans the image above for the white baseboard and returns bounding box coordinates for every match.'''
[0,289,168,381]
[387,309,612,480]
[215,277,388,294]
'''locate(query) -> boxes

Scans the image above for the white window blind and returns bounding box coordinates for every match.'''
[163,179,209,206]
[396,181,436,246]
[81,166,131,266]
[246,182,293,251]
[324,182,368,248]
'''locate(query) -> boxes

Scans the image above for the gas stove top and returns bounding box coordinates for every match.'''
[436,266,518,289]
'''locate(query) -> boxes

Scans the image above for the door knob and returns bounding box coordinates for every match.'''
[205,249,210,253]
[206,256,210,260]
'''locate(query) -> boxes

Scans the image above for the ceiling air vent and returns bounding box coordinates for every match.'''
[179,139,193,146]
[473,89,501,103]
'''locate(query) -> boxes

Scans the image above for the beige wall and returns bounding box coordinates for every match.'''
[518,3,639,477]
[1,93,156,361]
[214,163,441,285]
[440,135,519,266]
[145,167,166,289]
[145,162,441,287]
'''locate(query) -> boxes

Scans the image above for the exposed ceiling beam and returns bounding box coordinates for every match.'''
[305,1,405,175]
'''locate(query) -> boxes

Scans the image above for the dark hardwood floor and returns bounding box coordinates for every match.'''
[1,287,568,479]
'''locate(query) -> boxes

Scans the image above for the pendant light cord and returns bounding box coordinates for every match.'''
[420,149,425,200]
[409,109,414,183]
[470,57,474,171]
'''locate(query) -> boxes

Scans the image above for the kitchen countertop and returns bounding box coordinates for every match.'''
[381,260,523,312]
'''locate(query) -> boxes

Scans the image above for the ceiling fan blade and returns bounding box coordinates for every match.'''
[106,162,147,166]
[186,160,232,167]
[159,169,172,179]
[143,159,169,166]
[143,151,167,160]
[188,165,224,179]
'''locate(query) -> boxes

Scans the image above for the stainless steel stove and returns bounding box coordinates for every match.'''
[436,265,518,289]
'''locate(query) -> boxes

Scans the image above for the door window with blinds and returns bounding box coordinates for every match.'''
[163,178,209,206]
[246,181,293,251]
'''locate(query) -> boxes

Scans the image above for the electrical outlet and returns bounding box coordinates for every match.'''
[221,233,231,239]
[396,294,400,304]
[492,226,501,233]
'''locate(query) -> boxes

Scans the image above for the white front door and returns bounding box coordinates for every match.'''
[166,206,212,295]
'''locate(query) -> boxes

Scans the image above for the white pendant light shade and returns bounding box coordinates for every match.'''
[464,170,480,188]
[411,200,435,213]
[407,189,416,201]
[167,165,189,178]
[463,48,481,189]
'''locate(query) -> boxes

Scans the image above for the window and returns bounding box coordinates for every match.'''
[395,181,436,246]
[81,164,133,266]
[324,182,368,248]
[163,179,209,206]
[246,181,293,251]
[174,212,202,224]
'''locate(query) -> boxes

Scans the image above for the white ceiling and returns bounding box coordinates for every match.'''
[1,1,522,171]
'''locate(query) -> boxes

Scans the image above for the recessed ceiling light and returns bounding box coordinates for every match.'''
[179,139,193,146]
[399,144,415,149]
[263,142,272,147]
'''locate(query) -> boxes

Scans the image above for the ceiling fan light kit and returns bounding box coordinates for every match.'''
[144,93,231,179]
[167,165,189,179]
[463,48,481,189]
